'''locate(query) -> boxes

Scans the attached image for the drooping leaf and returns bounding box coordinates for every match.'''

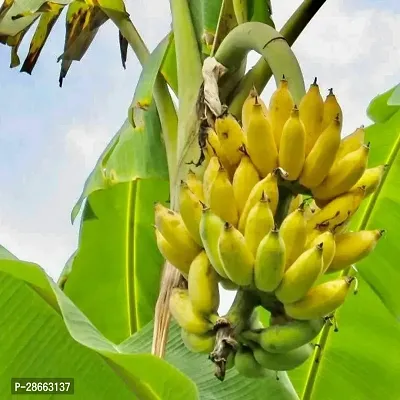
[120,322,299,400]
[160,34,178,95]
[367,83,400,123]
[0,256,198,399]
[21,2,64,73]
[64,178,169,343]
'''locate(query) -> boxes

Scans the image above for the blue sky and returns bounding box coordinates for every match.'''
[0,0,399,294]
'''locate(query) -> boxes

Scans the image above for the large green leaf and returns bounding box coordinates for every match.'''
[367,83,400,123]
[64,179,169,344]
[120,322,299,400]
[0,256,198,399]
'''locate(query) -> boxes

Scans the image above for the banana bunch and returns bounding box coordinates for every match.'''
[153,77,386,380]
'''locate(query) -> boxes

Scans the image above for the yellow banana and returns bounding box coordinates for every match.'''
[169,288,215,334]
[186,170,205,203]
[188,251,220,315]
[254,229,286,292]
[155,229,192,276]
[154,203,201,258]
[312,144,370,200]
[321,88,343,132]
[306,186,366,233]
[299,116,341,188]
[269,76,295,149]
[288,194,302,214]
[299,77,324,153]
[179,182,203,245]
[207,166,239,226]
[204,127,234,176]
[252,343,314,371]
[303,199,320,221]
[181,329,216,353]
[284,276,355,320]
[242,319,324,353]
[332,126,365,168]
[214,113,245,166]
[280,205,307,269]
[203,156,221,202]
[218,222,254,286]
[238,169,282,232]
[235,346,268,378]
[327,229,385,273]
[232,151,260,215]
[307,231,336,273]
[278,106,306,180]
[244,192,274,256]
[242,87,268,132]
[275,243,324,304]
[199,208,229,278]
[246,95,278,177]
[350,164,387,197]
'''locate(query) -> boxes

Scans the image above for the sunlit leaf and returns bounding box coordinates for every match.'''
[367,83,400,123]
[0,256,198,399]
[64,178,169,343]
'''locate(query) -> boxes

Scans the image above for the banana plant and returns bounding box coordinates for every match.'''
[1,0,400,399]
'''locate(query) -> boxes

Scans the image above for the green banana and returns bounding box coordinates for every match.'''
[254,229,286,292]
[234,346,268,378]
[181,329,216,353]
[242,318,325,353]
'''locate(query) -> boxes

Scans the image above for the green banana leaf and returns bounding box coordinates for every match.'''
[367,83,400,123]
[0,254,198,399]
[64,179,169,344]
[120,322,299,400]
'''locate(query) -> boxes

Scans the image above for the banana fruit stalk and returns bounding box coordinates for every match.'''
[154,78,385,381]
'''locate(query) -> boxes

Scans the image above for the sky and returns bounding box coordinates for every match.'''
[0,0,399,311]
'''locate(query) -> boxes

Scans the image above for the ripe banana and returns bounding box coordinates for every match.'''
[242,318,324,353]
[303,199,320,221]
[254,229,286,292]
[244,192,274,256]
[233,151,260,215]
[278,106,306,180]
[312,144,370,200]
[333,126,365,168]
[299,77,324,153]
[207,166,239,226]
[215,113,245,166]
[181,329,216,353]
[218,222,254,286]
[154,203,201,258]
[350,164,387,197]
[288,194,302,214]
[235,346,268,378]
[242,87,268,132]
[204,127,234,176]
[203,156,221,202]
[252,343,314,371]
[306,186,366,233]
[269,76,295,149]
[169,288,215,334]
[155,229,192,276]
[321,88,343,132]
[246,95,278,177]
[275,243,324,303]
[199,208,228,278]
[186,170,205,203]
[179,182,203,245]
[327,229,385,273]
[307,231,336,273]
[284,276,355,320]
[188,251,220,315]
[238,169,281,232]
[280,205,307,269]
[299,116,341,188]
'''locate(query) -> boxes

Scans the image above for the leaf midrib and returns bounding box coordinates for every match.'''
[301,130,400,400]
[126,181,138,335]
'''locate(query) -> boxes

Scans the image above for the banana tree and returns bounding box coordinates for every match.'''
[1,0,400,399]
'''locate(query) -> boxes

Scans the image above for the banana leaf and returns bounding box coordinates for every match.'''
[0,254,198,399]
